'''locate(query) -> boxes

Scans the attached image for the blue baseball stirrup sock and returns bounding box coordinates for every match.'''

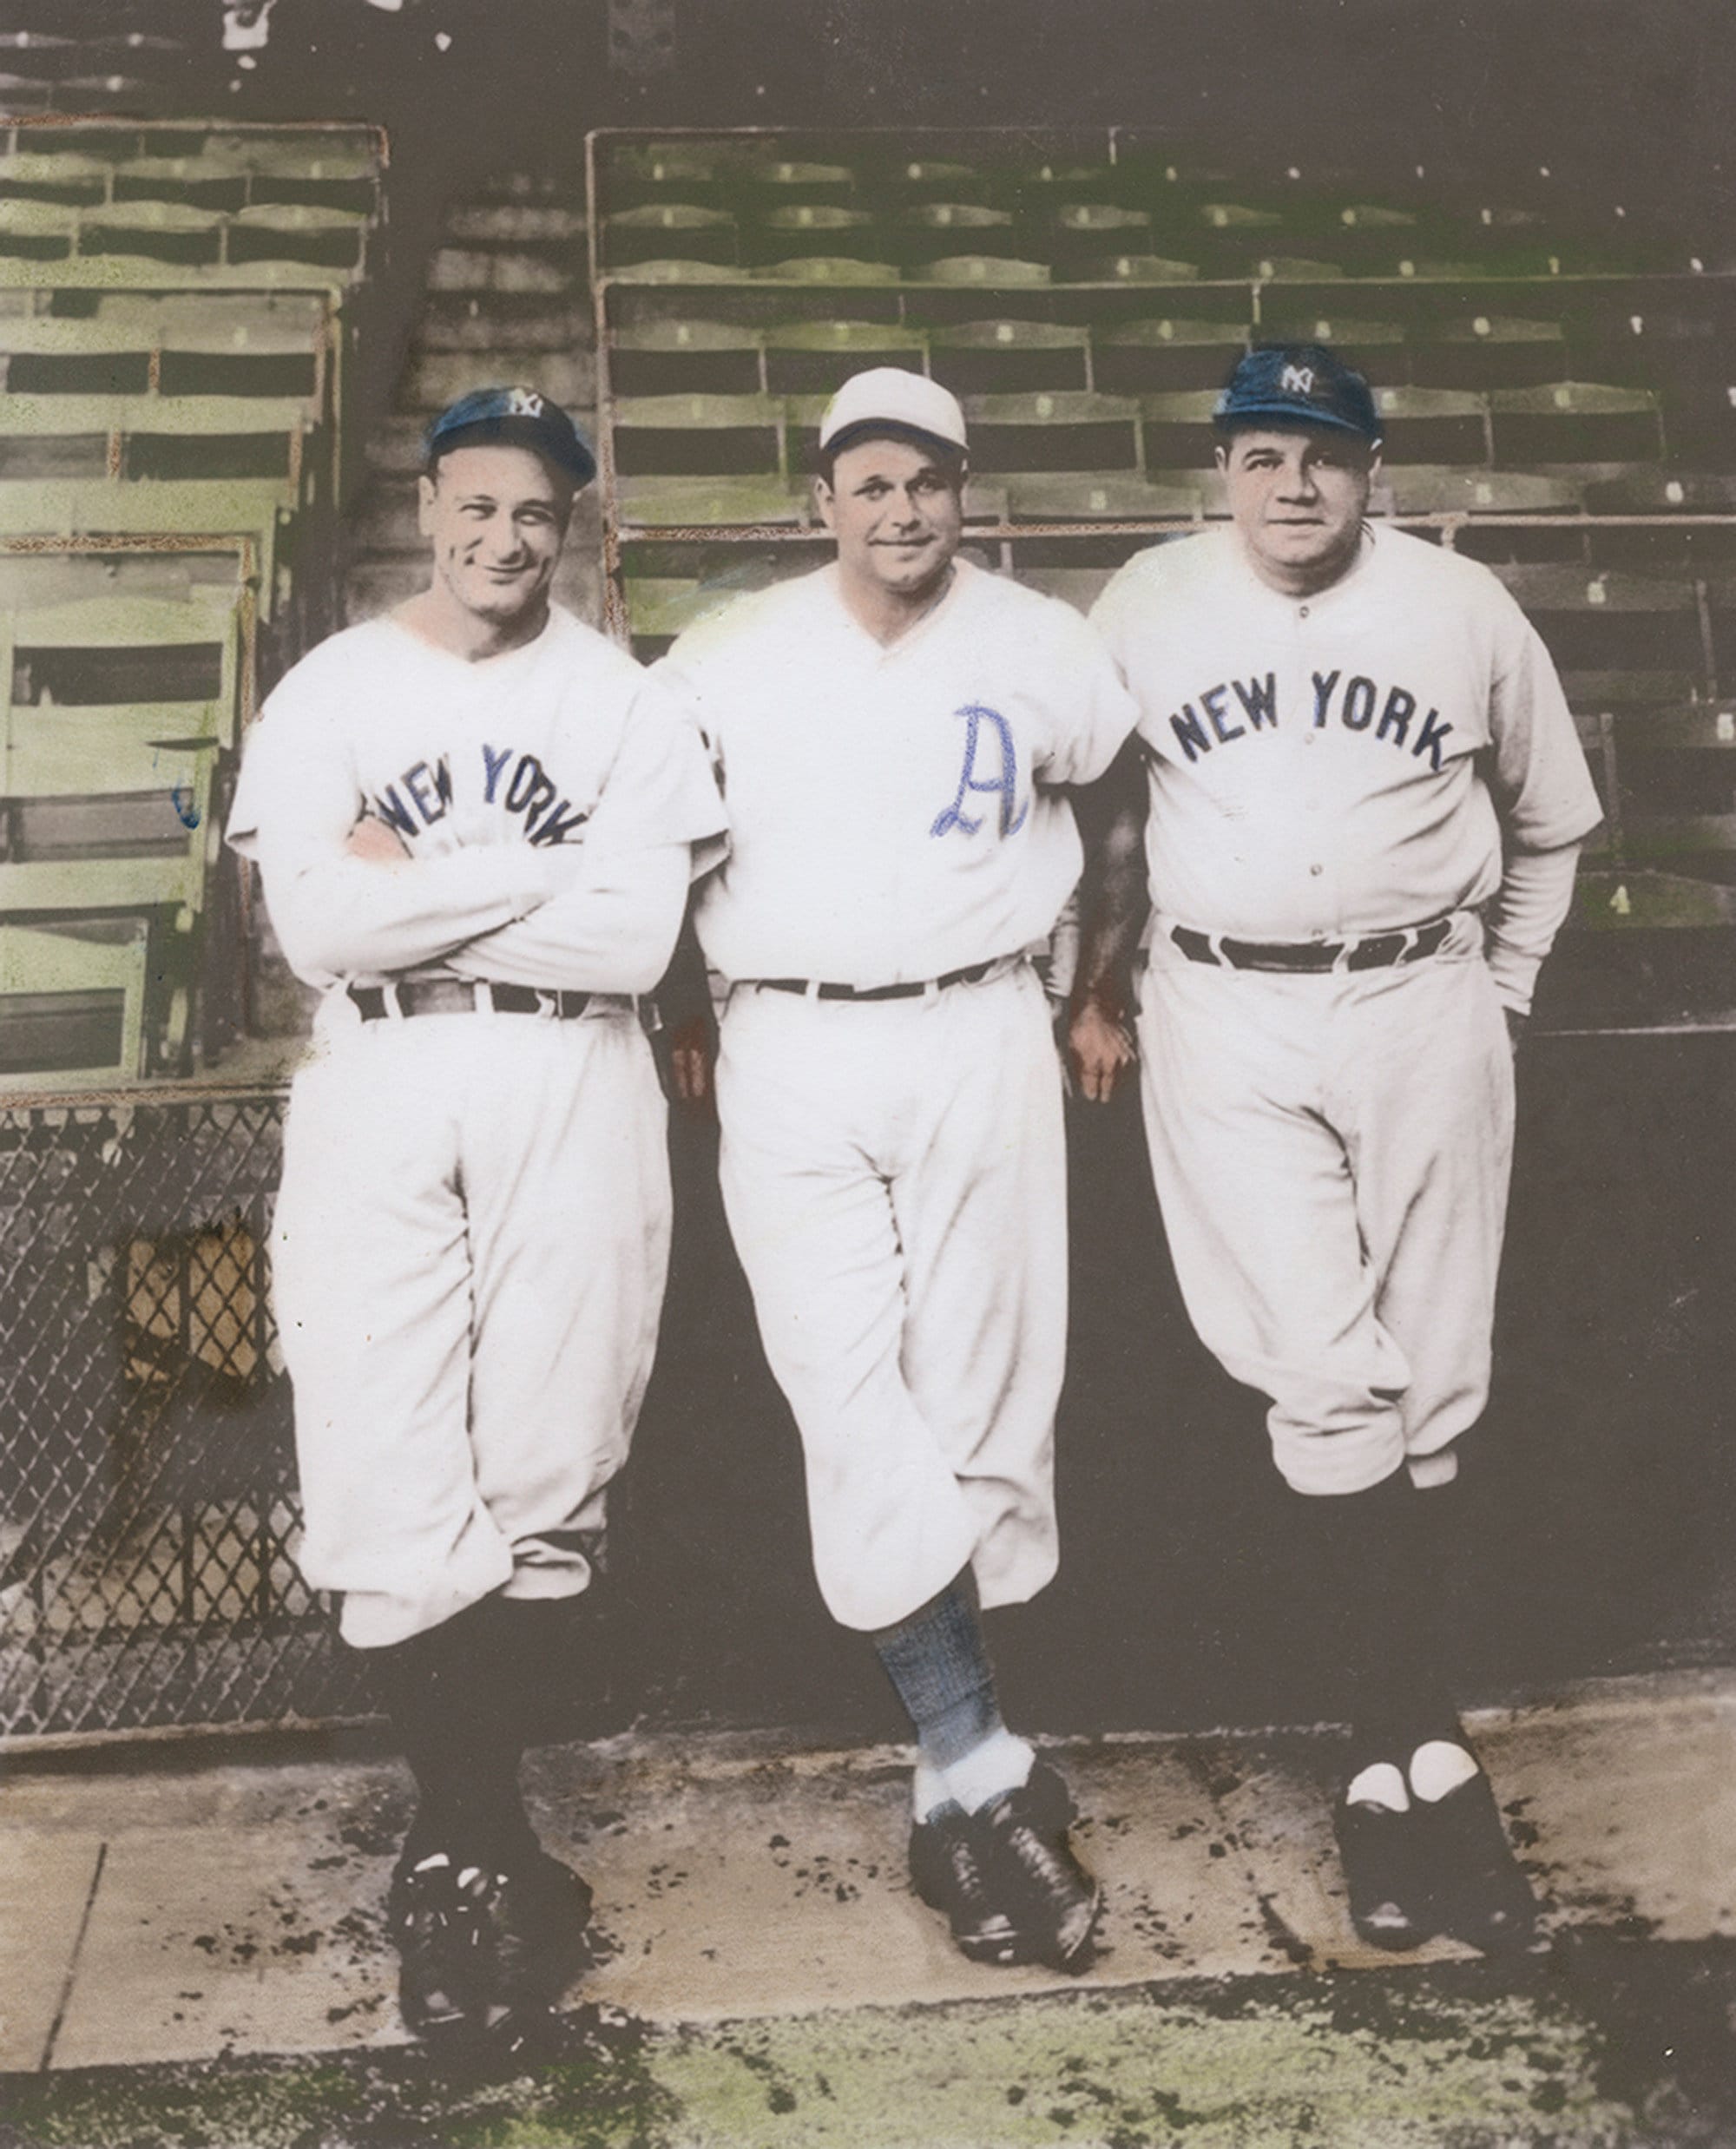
[871,1574,1034,1815]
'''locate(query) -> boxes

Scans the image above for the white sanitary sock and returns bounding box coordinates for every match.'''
[1345,1760,1410,1812]
[1409,1740,1480,1803]
[944,1728,1036,1815]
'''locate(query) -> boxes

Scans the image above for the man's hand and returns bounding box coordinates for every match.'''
[667,1014,715,1112]
[1068,995,1137,1104]
[346,813,411,865]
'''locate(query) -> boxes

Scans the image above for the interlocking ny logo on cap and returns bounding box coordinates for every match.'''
[506,388,547,417]
[1279,365,1317,396]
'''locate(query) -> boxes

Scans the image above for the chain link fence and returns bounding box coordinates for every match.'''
[0,1087,366,1743]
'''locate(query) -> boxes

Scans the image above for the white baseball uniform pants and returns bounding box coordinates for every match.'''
[270,1002,670,1648]
[716,962,1066,1633]
[1134,918,1514,1497]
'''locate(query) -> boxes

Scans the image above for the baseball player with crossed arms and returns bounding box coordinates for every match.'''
[662,368,1138,1972]
[1070,344,1602,1954]
[227,385,724,2049]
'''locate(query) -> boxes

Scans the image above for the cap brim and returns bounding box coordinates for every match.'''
[427,415,596,486]
[1213,402,1378,442]
[819,417,968,461]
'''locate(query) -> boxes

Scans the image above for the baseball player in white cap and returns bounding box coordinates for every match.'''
[1070,344,1602,1956]
[661,367,1138,1971]
[227,384,725,2049]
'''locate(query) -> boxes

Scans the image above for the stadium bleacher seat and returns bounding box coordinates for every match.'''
[1489,381,1665,466]
[1495,564,1706,707]
[614,393,784,477]
[965,391,1141,475]
[0,917,150,1088]
[614,475,806,529]
[748,207,883,268]
[603,204,739,272]
[1371,384,1491,463]
[1006,471,1207,522]
[894,203,1023,265]
[929,320,1090,395]
[763,319,925,395]
[608,319,763,398]
[1095,318,1248,393]
[1408,315,1569,390]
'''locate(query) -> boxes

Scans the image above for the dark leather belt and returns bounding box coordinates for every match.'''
[1170,916,1455,974]
[349,981,602,1021]
[757,957,1000,1002]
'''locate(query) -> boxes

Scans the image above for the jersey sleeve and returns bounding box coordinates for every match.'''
[1029,595,1141,787]
[1485,598,1605,853]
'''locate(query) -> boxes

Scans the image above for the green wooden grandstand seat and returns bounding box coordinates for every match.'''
[895,204,1023,264]
[1323,202,1429,275]
[749,206,883,266]
[228,141,381,216]
[914,254,1051,288]
[3,589,243,750]
[1373,466,1585,517]
[1582,470,1736,567]
[754,256,901,286]
[0,480,294,617]
[613,476,805,529]
[929,320,1089,395]
[1256,314,1405,384]
[0,392,316,497]
[1489,382,1664,466]
[1069,253,1201,289]
[1407,315,1568,390]
[226,203,369,273]
[878,158,996,202]
[1046,204,1154,269]
[79,201,225,269]
[613,392,783,477]
[621,575,737,641]
[1496,565,1706,706]
[1250,255,1350,286]
[0,917,149,1088]
[1094,318,1249,393]
[608,259,751,287]
[0,317,152,396]
[963,391,1141,475]
[0,150,110,207]
[763,319,925,395]
[609,319,763,398]
[602,146,727,209]
[1370,384,1489,463]
[113,155,249,214]
[603,204,739,272]
[1137,390,1223,470]
[734,159,858,205]
[1006,471,1207,522]
[0,198,76,260]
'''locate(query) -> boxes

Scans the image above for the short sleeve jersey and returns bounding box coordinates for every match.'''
[227,604,724,989]
[661,559,1138,986]
[1090,524,1603,941]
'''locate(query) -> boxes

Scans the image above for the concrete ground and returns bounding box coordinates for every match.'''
[1,1667,1733,2146]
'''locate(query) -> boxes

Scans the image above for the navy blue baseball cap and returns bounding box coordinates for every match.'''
[1213,344,1381,444]
[424,385,597,487]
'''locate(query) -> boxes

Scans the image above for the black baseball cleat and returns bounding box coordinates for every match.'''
[909,1803,1028,1967]
[1417,1770,1542,1955]
[388,1848,595,2051]
[976,1761,1102,1974]
[387,1853,500,2047]
[1332,1797,1435,1952]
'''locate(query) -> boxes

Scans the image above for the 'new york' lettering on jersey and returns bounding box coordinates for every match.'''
[660,558,1135,989]
[1092,525,1599,943]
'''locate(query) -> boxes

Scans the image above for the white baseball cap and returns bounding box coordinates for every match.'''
[818,367,969,457]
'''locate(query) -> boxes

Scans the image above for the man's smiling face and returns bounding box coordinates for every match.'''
[816,434,966,608]
[418,441,571,629]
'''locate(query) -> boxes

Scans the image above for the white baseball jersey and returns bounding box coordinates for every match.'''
[229,605,727,1012]
[661,558,1138,1631]
[664,557,1136,986]
[227,603,725,1648]
[1091,525,1602,1004]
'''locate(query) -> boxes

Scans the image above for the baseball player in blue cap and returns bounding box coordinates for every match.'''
[227,384,725,2049]
[1070,344,1602,1955]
